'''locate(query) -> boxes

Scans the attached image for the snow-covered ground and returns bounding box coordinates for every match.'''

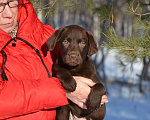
[104,51,143,83]
[104,83,150,120]
[100,50,150,120]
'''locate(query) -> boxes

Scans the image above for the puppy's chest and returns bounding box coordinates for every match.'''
[69,66,89,78]
[69,69,83,76]
[69,65,94,79]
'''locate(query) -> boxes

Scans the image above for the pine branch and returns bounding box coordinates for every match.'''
[30,0,80,17]
[101,0,150,61]
[103,26,150,61]
[131,1,150,16]
[33,0,57,10]
[111,0,114,23]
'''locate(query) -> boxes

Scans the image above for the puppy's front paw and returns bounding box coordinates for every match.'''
[86,96,101,112]
[63,77,76,92]
[86,83,106,112]
[57,73,77,92]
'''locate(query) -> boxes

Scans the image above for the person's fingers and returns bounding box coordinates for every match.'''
[102,95,107,99]
[65,91,87,103]
[101,95,109,104]
[78,102,87,109]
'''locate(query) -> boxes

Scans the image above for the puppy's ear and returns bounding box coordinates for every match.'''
[46,27,64,51]
[86,31,98,57]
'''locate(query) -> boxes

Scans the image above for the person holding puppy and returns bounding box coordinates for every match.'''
[0,0,108,119]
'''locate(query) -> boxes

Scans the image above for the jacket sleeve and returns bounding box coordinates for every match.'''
[0,77,68,119]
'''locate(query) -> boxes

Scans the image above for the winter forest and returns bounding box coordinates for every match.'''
[30,0,150,119]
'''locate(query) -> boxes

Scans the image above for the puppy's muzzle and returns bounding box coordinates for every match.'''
[63,51,82,66]
[68,51,79,61]
[69,54,78,61]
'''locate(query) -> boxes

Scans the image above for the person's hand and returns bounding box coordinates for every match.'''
[65,76,93,109]
[65,76,108,109]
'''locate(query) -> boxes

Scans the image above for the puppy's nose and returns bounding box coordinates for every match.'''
[70,54,77,60]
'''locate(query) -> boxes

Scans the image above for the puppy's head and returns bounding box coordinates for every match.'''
[46,25,98,66]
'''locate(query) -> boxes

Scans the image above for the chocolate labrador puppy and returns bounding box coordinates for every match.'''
[46,25,106,120]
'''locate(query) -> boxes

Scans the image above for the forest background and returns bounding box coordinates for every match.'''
[30,0,150,119]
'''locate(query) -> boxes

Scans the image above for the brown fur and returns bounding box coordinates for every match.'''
[46,25,106,120]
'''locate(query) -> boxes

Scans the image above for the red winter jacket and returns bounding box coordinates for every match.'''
[0,0,68,119]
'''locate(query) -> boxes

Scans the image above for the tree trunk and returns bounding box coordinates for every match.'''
[139,57,150,93]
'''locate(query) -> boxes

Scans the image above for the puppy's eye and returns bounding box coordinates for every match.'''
[80,41,85,44]
[63,39,69,44]
[79,41,86,47]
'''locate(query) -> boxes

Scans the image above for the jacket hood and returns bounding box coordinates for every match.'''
[17,0,44,49]
[0,0,54,50]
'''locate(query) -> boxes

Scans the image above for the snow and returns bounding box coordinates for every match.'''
[104,83,150,120]
[104,50,143,83]
[100,50,150,120]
